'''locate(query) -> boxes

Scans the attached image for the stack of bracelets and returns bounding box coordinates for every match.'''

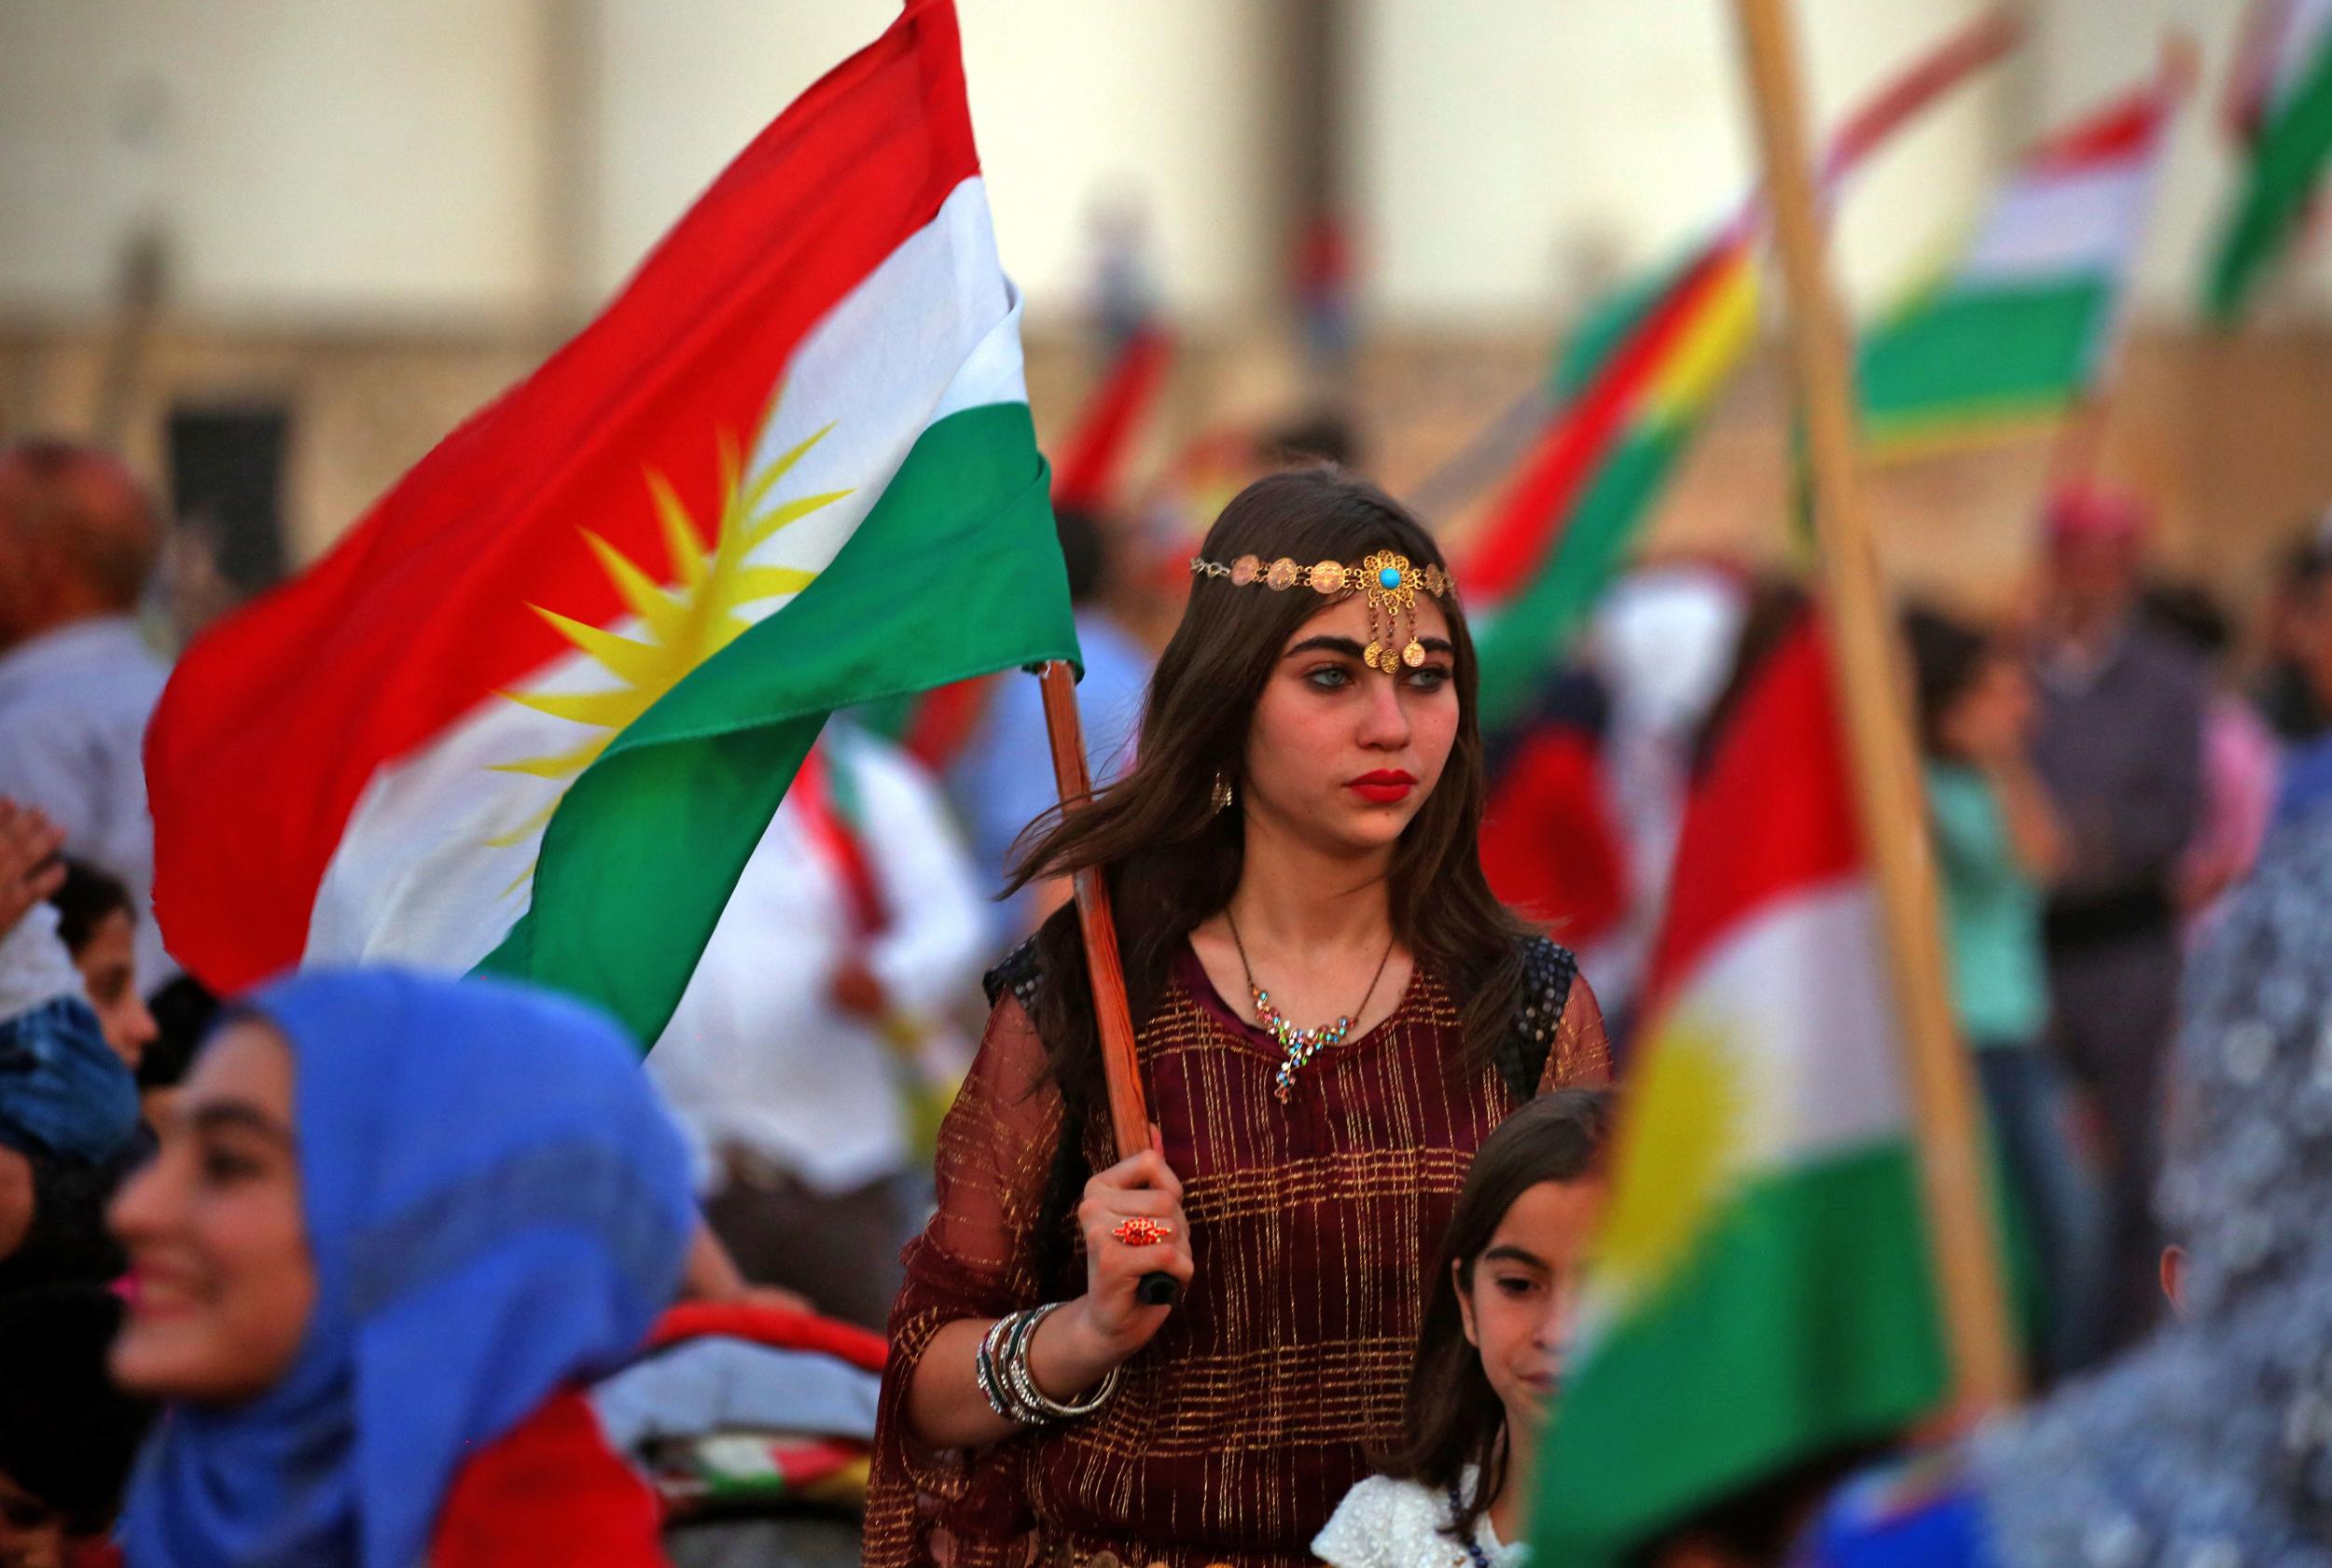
[975,1302,1120,1423]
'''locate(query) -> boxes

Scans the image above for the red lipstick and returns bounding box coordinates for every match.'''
[1347,769,1416,804]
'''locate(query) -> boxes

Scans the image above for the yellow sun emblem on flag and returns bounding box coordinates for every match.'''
[1591,1012,1750,1307]
[484,417,853,865]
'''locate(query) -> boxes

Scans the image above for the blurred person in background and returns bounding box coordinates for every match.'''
[949,507,1154,937]
[2263,527,2332,826]
[2025,485,2204,1349]
[49,861,159,1071]
[0,802,146,1299]
[2138,581,2281,937]
[133,977,216,1136]
[0,441,172,997]
[109,969,696,1568]
[1796,807,2332,1568]
[0,1284,154,1568]
[1904,604,2103,1381]
[1568,562,1747,1034]
[651,722,989,1331]
[2251,517,2332,744]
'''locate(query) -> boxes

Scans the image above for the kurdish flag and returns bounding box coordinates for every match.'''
[146,0,1076,1045]
[1860,76,2177,456]
[1533,616,1946,1561]
[2209,0,2332,319]
[1468,231,1757,734]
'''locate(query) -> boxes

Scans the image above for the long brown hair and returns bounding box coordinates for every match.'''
[1378,1088,1611,1544]
[1005,466,1532,1266]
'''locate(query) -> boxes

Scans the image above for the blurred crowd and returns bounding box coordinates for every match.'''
[6,415,2332,1563]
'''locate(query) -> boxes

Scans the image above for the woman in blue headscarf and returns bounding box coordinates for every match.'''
[105,968,697,1568]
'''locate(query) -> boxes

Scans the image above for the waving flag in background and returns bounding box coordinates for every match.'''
[1861,62,2184,456]
[2209,0,2332,319]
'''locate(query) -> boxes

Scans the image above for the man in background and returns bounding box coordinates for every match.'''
[2026,486,2206,1349]
[0,440,171,994]
[647,722,990,1331]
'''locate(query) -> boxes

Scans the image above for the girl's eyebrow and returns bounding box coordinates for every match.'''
[1283,634,1366,660]
[184,1101,296,1149]
[1282,634,1457,661]
[1481,1243,1548,1270]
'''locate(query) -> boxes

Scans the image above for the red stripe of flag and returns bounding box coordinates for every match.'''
[1051,325,1172,513]
[2025,85,2169,173]
[1638,615,1864,1014]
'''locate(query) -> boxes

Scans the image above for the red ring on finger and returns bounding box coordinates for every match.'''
[1112,1216,1172,1248]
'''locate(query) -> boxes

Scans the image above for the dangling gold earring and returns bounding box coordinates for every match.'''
[1210,771,1234,814]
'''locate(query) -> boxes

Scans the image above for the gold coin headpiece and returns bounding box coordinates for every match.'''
[1189,549,1455,673]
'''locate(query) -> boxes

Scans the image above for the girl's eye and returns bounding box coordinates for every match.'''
[199,1146,267,1185]
[1402,665,1452,693]
[1493,1273,1539,1298]
[1304,665,1354,691]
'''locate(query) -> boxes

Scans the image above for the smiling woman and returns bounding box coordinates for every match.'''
[865,465,1612,1568]
[105,969,698,1568]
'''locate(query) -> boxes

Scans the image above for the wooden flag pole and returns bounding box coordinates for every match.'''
[1036,659,1181,1307]
[1729,0,2020,1414]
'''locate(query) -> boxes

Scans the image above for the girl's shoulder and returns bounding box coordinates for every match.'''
[1315,1473,1505,1568]
[1493,933,1579,1099]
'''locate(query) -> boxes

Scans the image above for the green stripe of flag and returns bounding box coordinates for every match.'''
[1534,1144,1948,1561]
[2209,27,2332,322]
[1859,277,2110,449]
[1474,423,1691,734]
[479,400,1076,1045]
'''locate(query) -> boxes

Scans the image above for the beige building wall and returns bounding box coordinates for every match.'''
[0,0,554,325]
[1352,0,2016,324]
[592,0,1284,320]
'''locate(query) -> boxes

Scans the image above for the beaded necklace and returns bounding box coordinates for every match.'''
[1444,1482,1498,1568]
[1225,909,1395,1103]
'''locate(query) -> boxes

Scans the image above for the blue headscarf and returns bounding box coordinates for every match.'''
[119,969,695,1568]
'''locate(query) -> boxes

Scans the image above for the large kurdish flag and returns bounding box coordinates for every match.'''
[1860,76,2175,456]
[146,0,1076,1044]
[1533,617,1946,1561]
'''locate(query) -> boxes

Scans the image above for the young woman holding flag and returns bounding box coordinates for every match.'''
[866,465,1610,1567]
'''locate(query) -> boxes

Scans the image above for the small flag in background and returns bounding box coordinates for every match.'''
[1531,614,1948,1565]
[1459,12,2017,737]
[146,0,1076,1046]
[1467,231,1759,735]
[1860,71,2180,456]
[2209,0,2332,320]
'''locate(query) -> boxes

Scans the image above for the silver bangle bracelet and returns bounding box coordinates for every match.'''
[974,1302,1120,1424]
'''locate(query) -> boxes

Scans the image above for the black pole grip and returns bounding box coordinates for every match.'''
[1137,1271,1183,1307]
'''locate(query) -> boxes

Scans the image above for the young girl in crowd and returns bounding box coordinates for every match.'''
[106,968,698,1568]
[866,467,1610,1567]
[1903,605,2104,1380]
[1314,1089,1609,1568]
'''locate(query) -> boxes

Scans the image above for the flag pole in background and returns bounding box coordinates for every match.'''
[1728,0,2020,1417]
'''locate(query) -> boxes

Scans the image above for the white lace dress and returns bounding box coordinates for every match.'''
[1311,1470,1526,1568]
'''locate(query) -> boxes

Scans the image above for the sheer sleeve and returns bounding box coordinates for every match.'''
[865,993,1064,1568]
[1539,971,1612,1091]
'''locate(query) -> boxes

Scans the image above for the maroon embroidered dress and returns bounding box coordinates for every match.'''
[865,938,1609,1568]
